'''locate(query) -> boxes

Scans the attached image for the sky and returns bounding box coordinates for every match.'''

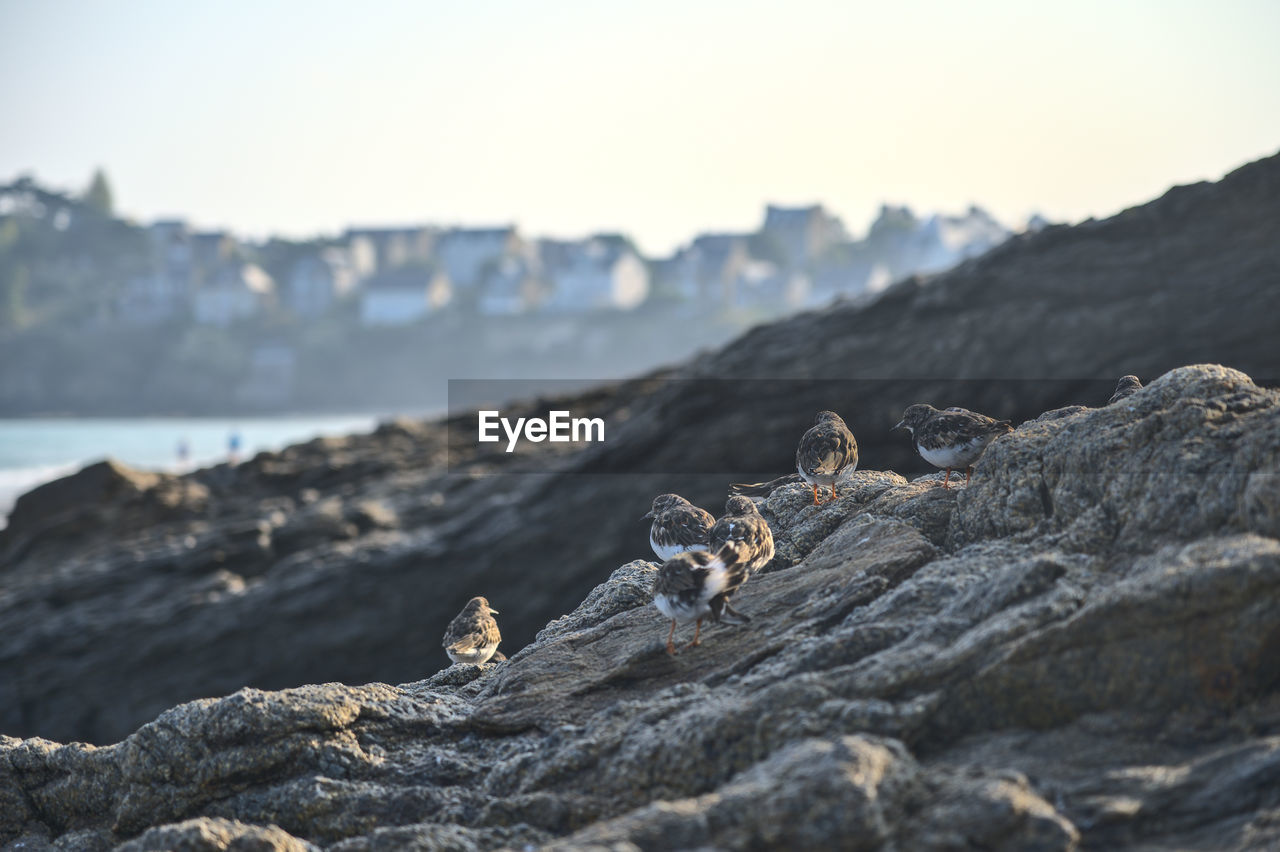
[2,0,1278,256]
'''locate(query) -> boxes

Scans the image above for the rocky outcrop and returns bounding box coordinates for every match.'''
[3,364,1279,849]
[2,152,1279,750]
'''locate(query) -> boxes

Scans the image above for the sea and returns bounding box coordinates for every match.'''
[0,415,380,528]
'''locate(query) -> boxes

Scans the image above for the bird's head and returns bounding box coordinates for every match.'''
[723,495,759,516]
[893,404,937,435]
[642,492,686,521]
[466,595,498,615]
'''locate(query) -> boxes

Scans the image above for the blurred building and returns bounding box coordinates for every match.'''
[190,231,239,281]
[114,220,194,325]
[359,267,451,325]
[193,262,274,326]
[435,226,522,290]
[286,248,357,318]
[731,260,810,312]
[660,233,752,310]
[343,227,435,274]
[542,237,649,312]
[478,255,541,316]
[760,204,848,269]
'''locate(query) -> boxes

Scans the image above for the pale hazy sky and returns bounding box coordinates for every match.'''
[2,0,1278,255]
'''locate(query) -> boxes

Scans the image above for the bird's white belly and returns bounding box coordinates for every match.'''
[797,460,856,487]
[651,536,707,561]
[447,643,499,665]
[919,439,984,469]
[654,593,708,624]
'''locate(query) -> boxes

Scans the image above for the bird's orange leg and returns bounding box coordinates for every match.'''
[965,467,973,486]
[942,467,952,489]
[683,618,703,648]
[829,484,838,502]
[666,619,678,656]
[811,484,820,505]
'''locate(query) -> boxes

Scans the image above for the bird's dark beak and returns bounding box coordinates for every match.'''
[641,510,654,521]
[892,420,905,431]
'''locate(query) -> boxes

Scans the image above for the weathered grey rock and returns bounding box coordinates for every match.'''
[116,818,319,852]
[2,153,1280,848]
[950,365,1280,551]
[5,153,1280,750]
[3,363,1280,849]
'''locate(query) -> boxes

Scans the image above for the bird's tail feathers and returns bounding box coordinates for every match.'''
[730,473,801,498]
[709,541,750,594]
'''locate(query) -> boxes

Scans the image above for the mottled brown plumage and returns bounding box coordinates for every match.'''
[643,493,714,560]
[894,404,1012,488]
[795,411,858,504]
[1108,375,1143,405]
[709,496,775,576]
[441,596,502,665]
[652,543,749,656]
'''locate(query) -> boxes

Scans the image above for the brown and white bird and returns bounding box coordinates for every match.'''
[1108,375,1143,405]
[652,542,749,656]
[710,496,775,576]
[643,493,714,560]
[894,404,1012,488]
[442,596,502,665]
[707,495,774,622]
[796,410,858,505]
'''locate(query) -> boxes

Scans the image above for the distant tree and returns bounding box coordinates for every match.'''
[1,263,29,329]
[83,168,114,218]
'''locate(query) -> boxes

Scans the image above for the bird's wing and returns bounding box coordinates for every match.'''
[924,410,1009,443]
[658,505,714,548]
[797,423,857,475]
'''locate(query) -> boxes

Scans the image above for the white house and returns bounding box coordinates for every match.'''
[760,204,847,269]
[359,268,451,326]
[434,227,520,289]
[660,233,752,309]
[478,255,541,316]
[732,260,810,312]
[193,262,274,326]
[343,227,435,274]
[543,238,649,312]
[286,248,356,318]
[190,231,238,280]
[115,272,187,325]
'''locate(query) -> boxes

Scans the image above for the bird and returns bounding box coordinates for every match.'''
[708,495,775,622]
[1108,375,1143,405]
[652,542,749,656]
[796,410,858,505]
[643,493,714,560]
[441,596,502,665]
[710,496,775,576]
[894,404,1012,488]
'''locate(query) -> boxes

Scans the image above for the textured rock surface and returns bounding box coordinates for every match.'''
[2,364,1279,850]
[3,153,1280,747]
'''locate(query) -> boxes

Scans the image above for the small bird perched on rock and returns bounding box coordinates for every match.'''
[652,542,749,656]
[442,596,502,665]
[894,404,1012,488]
[796,410,858,505]
[643,493,714,560]
[1108,375,1143,405]
[708,495,774,622]
[710,496,775,576]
